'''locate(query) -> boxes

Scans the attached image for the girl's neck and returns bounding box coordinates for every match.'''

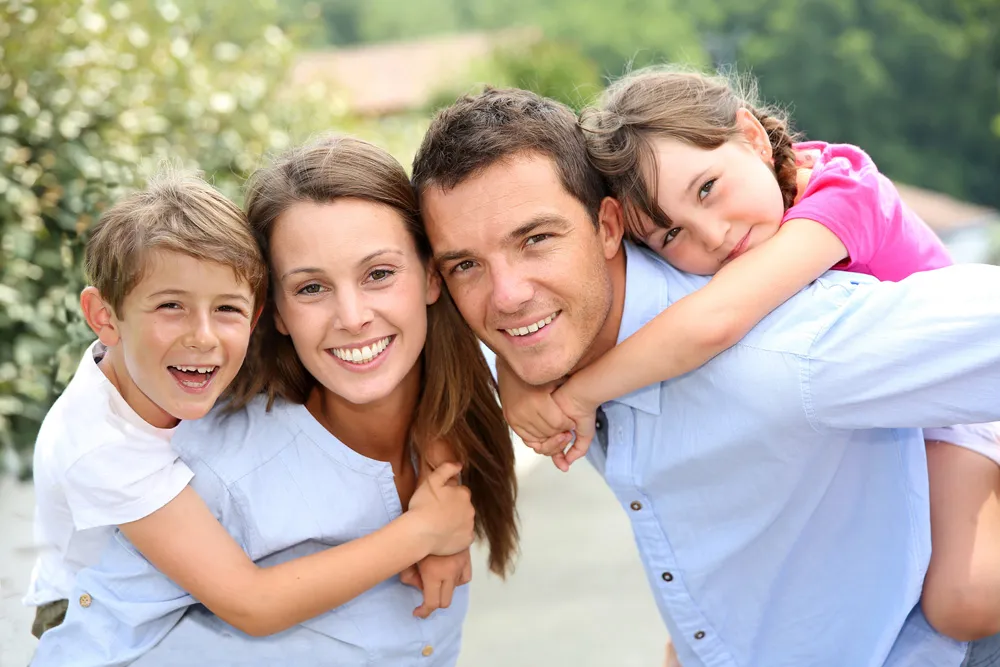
[306,360,423,472]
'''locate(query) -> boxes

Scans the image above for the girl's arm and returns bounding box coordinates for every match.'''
[118,462,472,637]
[557,218,847,436]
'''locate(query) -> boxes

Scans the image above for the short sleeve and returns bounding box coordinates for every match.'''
[783,145,890,269]
[63,435,194,530]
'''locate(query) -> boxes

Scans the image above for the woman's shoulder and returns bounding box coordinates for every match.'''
[171,395,304,480]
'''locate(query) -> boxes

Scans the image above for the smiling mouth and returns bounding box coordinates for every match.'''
[504,312,559,337]
[168,365,219,389]
[725,232,752,263]
[329,336,394,364]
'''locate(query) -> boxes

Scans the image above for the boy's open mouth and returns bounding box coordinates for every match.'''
[167,365,219,389]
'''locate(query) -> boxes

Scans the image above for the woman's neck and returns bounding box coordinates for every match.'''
[306,361,423,471]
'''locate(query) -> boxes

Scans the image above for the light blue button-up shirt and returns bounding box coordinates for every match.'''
[32,397,468,667]
[588,242,1000,667]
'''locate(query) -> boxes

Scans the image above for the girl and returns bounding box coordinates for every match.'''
[33,135,518,666]
[500,66,1000,643]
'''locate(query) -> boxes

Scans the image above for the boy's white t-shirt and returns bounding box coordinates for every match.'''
[23,341,193,606]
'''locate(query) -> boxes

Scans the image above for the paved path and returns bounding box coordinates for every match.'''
[0,453,665,666]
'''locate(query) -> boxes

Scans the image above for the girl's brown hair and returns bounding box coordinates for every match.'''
[580,66,801,238]
[229,135,518,575]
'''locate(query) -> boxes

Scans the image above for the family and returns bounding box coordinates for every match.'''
[23,65,1000,667]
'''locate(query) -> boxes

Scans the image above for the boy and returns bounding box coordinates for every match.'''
[23,170,267,637]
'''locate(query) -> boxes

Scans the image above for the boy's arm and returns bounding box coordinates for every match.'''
[560,219,847,414]
[802,263,1000,430]
[120,462,467,637]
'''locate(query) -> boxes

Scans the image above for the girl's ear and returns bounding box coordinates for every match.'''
[736,108,773,164]
[80,287,121,347]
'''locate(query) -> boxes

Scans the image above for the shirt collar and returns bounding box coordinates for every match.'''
[606,241,670,416]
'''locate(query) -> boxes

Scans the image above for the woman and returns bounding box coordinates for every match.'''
[32,135,518,666]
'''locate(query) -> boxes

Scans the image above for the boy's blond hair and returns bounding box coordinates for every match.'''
[84,169,267,316]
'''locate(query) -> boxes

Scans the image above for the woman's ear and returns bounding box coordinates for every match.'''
[736,108,773,163]
[597,196,626,260]
[425,267,442,306]
[80,287,121,347]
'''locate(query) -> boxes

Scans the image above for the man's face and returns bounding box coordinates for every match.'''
[421,153,624,386]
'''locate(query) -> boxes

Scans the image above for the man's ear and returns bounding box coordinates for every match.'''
[80,287,121,347]
[597,196,626,260]
[425,267,442,306]
[735,108,773,163]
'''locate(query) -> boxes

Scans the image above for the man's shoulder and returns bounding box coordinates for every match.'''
[172,396,302,483]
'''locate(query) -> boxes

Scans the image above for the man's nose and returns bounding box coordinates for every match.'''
[490,262,534,315]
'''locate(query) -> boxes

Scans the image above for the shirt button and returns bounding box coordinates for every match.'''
[595,421,603,430]
[694,631,706,640]
[661,572,673,582]
[422,645,434,657]
[630,501,642,511]
[79,593,92,608]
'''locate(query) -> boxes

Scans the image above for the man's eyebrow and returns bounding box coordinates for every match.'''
[503,214,572,245]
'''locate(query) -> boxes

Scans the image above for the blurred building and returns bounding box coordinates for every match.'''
[896,183,1000,264]
[289,28,541,117]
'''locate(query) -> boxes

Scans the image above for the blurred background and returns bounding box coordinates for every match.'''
[1,0,998,664]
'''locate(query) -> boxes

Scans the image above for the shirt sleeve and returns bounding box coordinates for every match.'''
[784,145,889,268]
[63,434,194,530]
[802,263,1000,431]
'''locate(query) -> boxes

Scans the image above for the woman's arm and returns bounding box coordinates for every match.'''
[560,219,848,419]
[119,462,472,637]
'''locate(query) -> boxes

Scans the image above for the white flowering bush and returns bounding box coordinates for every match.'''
[0,0,427,475]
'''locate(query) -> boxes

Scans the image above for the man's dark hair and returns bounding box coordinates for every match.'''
[411,87,608,225]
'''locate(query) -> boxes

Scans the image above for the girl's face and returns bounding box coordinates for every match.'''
[635,110,787,276]
[269,199,440,407]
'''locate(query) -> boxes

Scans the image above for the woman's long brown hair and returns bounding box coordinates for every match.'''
[228,134,518,575]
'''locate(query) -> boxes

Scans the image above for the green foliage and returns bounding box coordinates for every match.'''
[0,0,423,475]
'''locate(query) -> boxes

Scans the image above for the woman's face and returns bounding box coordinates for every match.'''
[270,199,440,407]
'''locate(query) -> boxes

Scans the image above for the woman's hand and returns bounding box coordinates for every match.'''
[399,549,473,619]
[408,462,475,556]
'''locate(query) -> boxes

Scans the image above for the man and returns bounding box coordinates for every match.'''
[412,87,1000,666]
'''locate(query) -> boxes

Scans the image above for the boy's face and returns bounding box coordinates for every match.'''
[106,249,255,427]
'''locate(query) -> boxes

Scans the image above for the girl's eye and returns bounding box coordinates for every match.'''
[661,227,682,248]
[297,283,324,295]
[368,268,394,282]
[451,260,475,275]
[698,179,716,201]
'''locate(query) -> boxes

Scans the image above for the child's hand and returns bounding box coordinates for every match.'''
[408,462,475,556]
[399,549,473,619]
[496,356,575,459]
[549,385,599,472]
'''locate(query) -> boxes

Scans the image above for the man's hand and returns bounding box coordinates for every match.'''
[399,549,473,619]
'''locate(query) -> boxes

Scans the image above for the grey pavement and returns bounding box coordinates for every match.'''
[0,455,665,667]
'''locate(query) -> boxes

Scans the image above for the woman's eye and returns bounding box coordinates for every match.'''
[661,227,682,247]
[698,179,716,201]
[368,269,394,282]
[297,284,323,295]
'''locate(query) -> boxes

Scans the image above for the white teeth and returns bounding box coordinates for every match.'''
[505,313,557,337]
[172,365,216,374]
[331,336,392,364]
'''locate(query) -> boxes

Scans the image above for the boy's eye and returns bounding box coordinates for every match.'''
[158,302,181,310]
[661,227,682,248]
[698,179,716,201]
[218,305,246,315]
[297,283,324,295]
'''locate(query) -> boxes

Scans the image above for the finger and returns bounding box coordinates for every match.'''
[537,431,572,456]
[439,577,455,609]
[414,578,443,619]
[399,565,423,590]
[562,432,592,468]
[460,559,472,586]
[428,461,463,487]
[551,451,570,472]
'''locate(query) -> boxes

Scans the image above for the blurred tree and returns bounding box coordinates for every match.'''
[0,0,420,474]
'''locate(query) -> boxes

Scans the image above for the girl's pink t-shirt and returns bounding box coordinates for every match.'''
[783,141,953,281]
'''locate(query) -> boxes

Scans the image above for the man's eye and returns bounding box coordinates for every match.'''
[698,179,716,201]
[452,260,475,274]
[525,234,549,246]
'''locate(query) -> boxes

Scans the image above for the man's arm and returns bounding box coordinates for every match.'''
[803,264,1000,431]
